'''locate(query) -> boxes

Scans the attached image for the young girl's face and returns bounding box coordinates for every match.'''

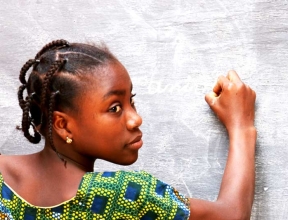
[69,61,143,165]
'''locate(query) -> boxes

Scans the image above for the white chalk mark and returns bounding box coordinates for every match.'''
[180,177,192,198]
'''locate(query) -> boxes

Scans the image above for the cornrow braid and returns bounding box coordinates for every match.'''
[18,84,27,110]
[35,39,69,59]
[47,91,59,152]
[40,59,67,108]
[18,39,116,153]
[18,59,39,110]
[57,51,105,64]
[19,59,39,84]
[21,94,41,144]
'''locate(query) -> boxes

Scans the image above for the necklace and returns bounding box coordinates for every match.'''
[55,151,90,171]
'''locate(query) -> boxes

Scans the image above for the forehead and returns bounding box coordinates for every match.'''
[84,61,132,97]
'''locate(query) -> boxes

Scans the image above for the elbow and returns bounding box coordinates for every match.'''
[217,200,252,220]
[233,200,253,220]
[231,211,251,220]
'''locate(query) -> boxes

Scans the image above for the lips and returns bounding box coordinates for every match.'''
[126,134,143,150]
[128,135,142,144]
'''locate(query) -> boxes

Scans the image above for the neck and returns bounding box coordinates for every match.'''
[40,146,95,172]
[55,152,92,171]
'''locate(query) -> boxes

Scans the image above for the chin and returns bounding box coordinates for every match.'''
[113,153,139,166]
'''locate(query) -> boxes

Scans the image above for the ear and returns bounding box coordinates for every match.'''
[53,111,73,142]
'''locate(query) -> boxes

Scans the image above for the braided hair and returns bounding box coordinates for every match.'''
[18,39,116,151]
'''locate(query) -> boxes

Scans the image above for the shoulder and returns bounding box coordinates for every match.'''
[79,170,190,219]
[0,154,33,184]
[82,170,155,184]
[79,170,157,194]
[85,171,189,204]
[0,154,13,174]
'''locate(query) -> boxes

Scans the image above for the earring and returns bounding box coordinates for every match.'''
[66,137,72,144]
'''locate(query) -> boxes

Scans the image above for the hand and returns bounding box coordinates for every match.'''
[205,70,256,133]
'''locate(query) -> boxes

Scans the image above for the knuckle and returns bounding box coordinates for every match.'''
[227,70,236,75]
[226,81,234,90]
[217,75,223,82]
[236,81,245,90]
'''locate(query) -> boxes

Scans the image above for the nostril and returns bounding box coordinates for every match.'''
[127,113,142,130]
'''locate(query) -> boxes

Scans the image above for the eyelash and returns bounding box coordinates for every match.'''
[109,94,136,113]
[131,94,136,106]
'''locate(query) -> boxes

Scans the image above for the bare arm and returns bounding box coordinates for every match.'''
[189,71,256,220]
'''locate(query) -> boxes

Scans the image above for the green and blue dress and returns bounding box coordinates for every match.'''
[0,171,190,219]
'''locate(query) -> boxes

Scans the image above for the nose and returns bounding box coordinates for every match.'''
[126,109,142,130]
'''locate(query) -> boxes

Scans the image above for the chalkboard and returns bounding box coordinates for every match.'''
[1,1,288,219]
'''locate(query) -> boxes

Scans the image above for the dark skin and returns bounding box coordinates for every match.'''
[0,61,256,219]
[0,61,143,206]
[190,72,256,219]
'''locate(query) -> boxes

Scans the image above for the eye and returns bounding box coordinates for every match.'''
[130,94,136,107]
[109,105,122,113]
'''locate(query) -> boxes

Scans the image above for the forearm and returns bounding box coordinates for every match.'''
[189,127,256,220]
[217,126,257,218]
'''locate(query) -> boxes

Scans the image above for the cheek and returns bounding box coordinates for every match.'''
[81,116,126,141]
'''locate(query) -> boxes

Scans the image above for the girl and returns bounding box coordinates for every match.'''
[0,39,256,220]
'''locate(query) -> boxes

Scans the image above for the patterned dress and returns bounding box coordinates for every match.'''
[0,171,190,220]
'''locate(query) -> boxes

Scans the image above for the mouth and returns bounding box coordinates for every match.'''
[126,134,143,150]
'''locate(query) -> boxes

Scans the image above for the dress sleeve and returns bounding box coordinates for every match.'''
[121,170,190,220]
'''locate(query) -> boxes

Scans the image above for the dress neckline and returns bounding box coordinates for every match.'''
[0,172,90,209]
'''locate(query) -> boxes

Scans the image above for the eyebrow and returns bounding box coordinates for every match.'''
[102,84,133,100]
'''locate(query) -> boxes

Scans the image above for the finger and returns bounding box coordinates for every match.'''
[213,75,229,95]
[226,70,242,83]
[205,91,218,107]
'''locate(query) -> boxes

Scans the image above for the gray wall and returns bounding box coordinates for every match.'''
[0,1,287,219]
